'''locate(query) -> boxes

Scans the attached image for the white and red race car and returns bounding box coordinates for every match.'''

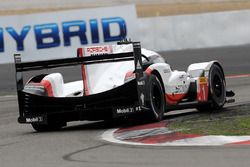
[14,41,234,131]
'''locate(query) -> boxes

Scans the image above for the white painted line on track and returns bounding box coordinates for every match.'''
[226,74,250,79]
[158,136,250,146]
[0,95,17,101]
[0,95,16,98]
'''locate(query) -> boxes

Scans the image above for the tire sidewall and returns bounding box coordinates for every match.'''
[148,75,165,121]
[209,64,226,109]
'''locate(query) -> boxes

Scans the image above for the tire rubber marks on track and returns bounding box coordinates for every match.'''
[62,144,107,162]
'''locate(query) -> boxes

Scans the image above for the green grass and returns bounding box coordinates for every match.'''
[168,115,250,136]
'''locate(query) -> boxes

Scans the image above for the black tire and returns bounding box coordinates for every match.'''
[197,64,226,112]
[32,122,66,132]
[147,75,165,121]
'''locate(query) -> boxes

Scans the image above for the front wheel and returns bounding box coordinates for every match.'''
[197,64,226,112]
[147,75,165,121]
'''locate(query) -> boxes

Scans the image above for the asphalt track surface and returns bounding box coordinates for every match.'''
[0,45,250,167]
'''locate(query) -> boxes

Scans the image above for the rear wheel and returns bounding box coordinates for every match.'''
[147,75,165,121]
[197,64,226,112]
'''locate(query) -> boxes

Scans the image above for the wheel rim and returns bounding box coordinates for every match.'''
[213,74,223,98]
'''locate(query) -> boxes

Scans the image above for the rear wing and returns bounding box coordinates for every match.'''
[14,42,146,115]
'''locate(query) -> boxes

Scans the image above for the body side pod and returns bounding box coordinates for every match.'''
[145,63,172,89]
[145,63,190,104]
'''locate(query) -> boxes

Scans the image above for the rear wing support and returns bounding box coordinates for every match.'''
[133,42,145,108]
[14,54,24,117]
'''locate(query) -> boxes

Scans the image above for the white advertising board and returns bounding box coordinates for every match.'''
[138,10,250,51]
[0,5,137,64]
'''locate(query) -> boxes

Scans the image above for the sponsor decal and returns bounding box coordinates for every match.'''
[115,106,142,115]
[136,61,142,70]
[163,68,171,74]
[137,81,145,86]
[0,18,126,52]
[26,116,44,123]
[178,74,185,79]
[173,85,186,94]
[199,77,207,85]
[197,77,209,101]
[117,108,134,114]
[84,45,113,56]
[0,5,137,63]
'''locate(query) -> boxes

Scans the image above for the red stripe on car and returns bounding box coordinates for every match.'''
[78,48,89,96]
[145,68,152,75]
[226,74,250,79]
[165,93,186,104]
[40,80,54,97]
[197,77,209,102]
